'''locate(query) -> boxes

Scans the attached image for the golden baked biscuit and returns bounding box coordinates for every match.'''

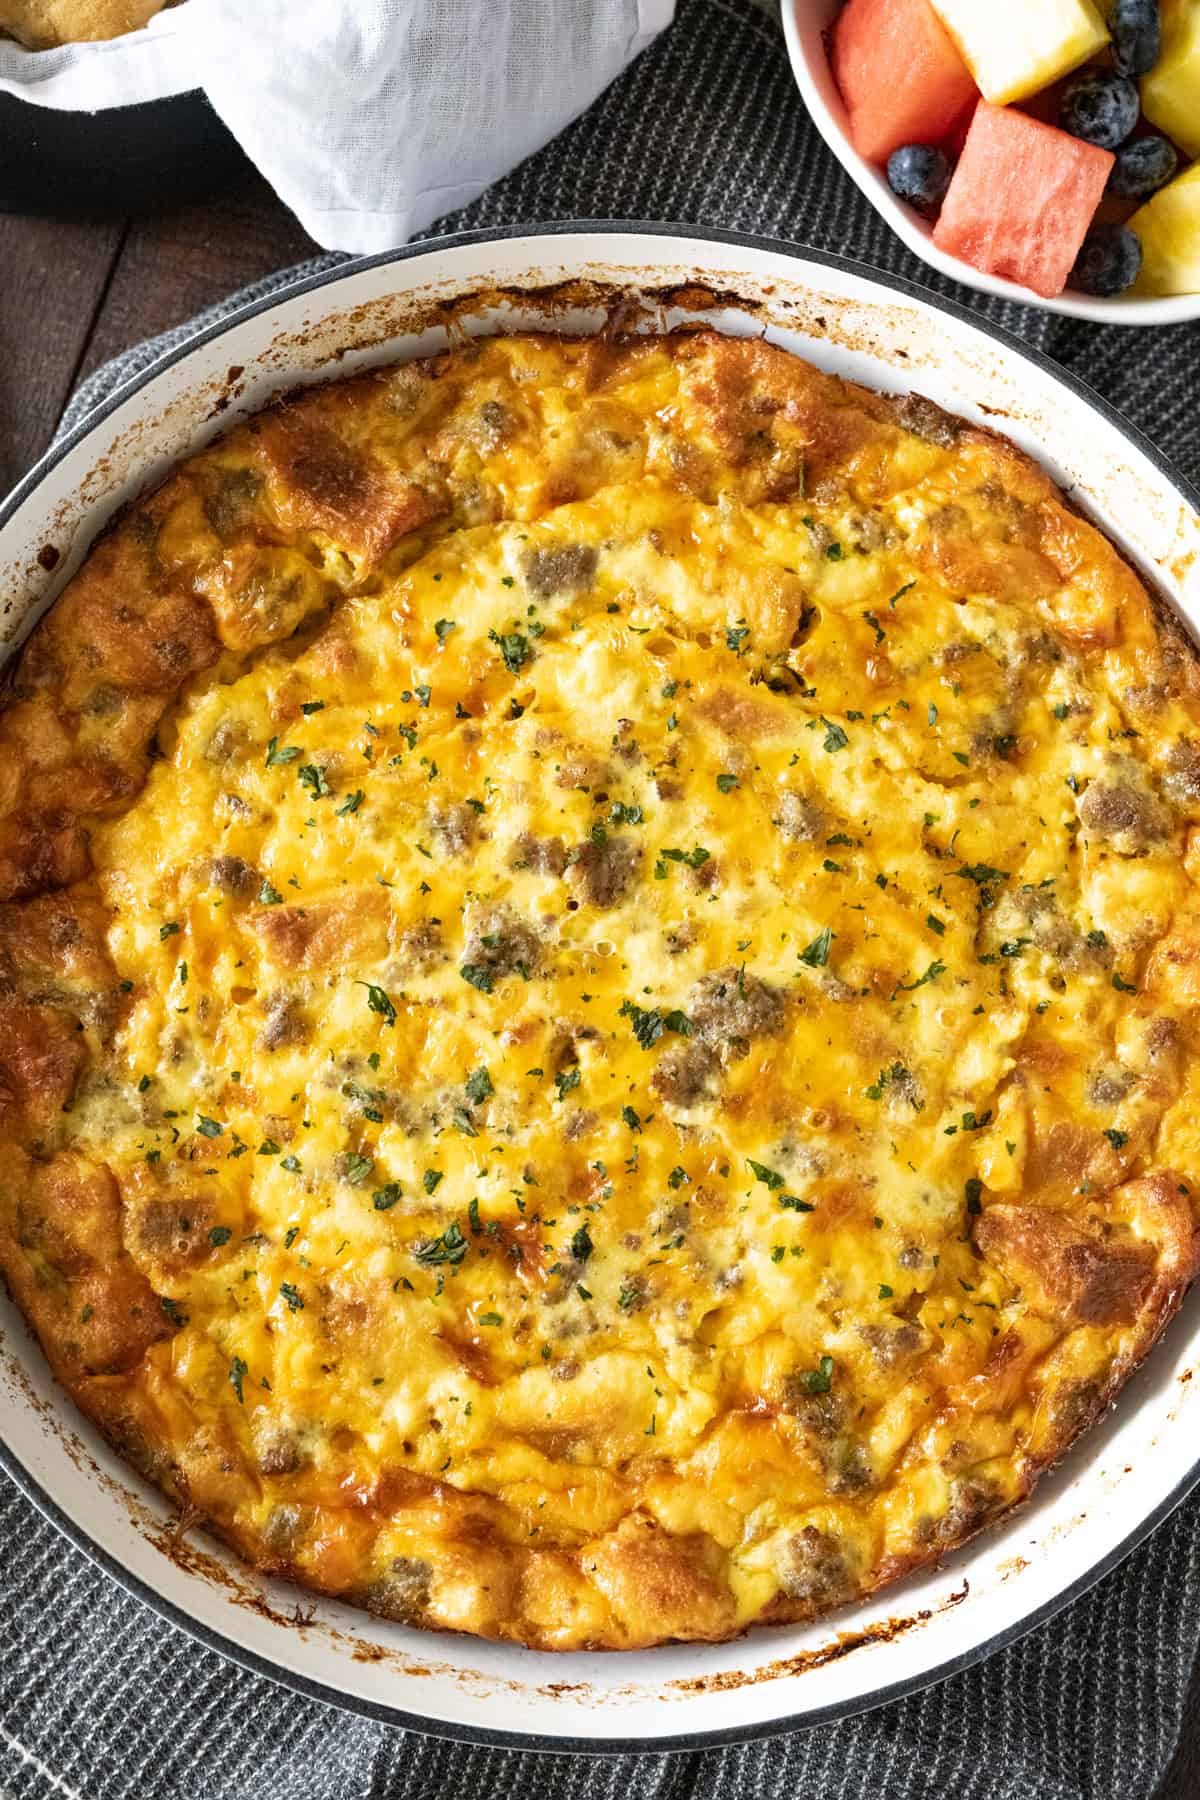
[1,331,1197,1650]
[0,0,164,48]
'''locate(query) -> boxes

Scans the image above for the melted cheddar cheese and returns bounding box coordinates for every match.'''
[2,332,1199,1650]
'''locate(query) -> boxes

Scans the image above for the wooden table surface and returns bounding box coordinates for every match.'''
[2,171,1200,1798]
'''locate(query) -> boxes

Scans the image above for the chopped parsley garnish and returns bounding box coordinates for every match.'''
[208,1225,232,1247]
[414,1221,468,1266]
[423,1169,443,1195]
[619,999,692,1048]
[1105,1128,1128,1149]
[160,1297,187,1327]
[779,1194,815,1212]
[258,879,283,905]
[820,716,848,752]
[336,790,364,815]
[555,1067,582,1100]
[878,1283,894,1300]
[279,1281,305,1312]
[609,801,644,824]
[668,1165,689,1190]
[865,1062,916,1102]
[479,1312,503,1327]
[258,1139,281,1156]
[798,926,833,968]
[716,773,739,793]
[895,959,945,993]
[926,913,946,936]
[229,1356,248,1404]
[955,863,1009,885]
[300,700,325,715]
[654,845,710,879]
[725,625,750,653]
[465,1067,494,1105]
[196,1115,223,1138]
[415,684,432,707]
[571,1223,594,1263]
[460,963,495,994]
[434,618,457,645]
[265,736,302,767]
[159,921,181,941]
[747,1159,786,1191]
[800,1355,834,1393]
[622,1105,643,1132]
[356,980,397,1025]
[489,628,532,673]
[373,1183,402,1210]
[825,543,844,562]
[965,1177,984,1215]
[343,1153,374,1186]
[343,1080,384,1122]
[281,1154,302,1173]
[1112,972,1137,993]
[298,763,332,799]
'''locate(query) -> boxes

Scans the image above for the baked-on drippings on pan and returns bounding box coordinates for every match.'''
[1,331,1198,1651]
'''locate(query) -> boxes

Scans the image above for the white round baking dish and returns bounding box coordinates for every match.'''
[2,226,1199,1752]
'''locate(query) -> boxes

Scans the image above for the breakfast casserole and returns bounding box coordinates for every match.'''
[1,329,1198,1651]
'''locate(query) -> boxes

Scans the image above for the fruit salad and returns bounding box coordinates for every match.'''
[828,0,1200,300]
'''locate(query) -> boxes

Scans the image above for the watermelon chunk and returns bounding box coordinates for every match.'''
[831,0,977,166]
[933,102,1114,297]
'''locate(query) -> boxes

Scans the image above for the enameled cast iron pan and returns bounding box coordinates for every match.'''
[1,225,1199,1753]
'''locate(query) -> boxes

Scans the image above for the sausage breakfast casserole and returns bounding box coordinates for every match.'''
[2,329,1199,1652]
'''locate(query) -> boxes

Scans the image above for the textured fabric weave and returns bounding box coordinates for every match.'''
[0,2,674,258]
[9,1,1200,1795]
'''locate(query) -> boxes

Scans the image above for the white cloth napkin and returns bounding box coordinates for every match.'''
[0,0,675,252]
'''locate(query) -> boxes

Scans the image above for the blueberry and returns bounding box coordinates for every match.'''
[1059,71,1140,150]
[1111,0,1161,77]
[1108,134,1179,199]
[886,145,953,217]
[1070,224,1144,297]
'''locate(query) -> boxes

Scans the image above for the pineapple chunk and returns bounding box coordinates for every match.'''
[1131,163,1200,294]
[928,0,1109,104]
[1141,0,1200,160]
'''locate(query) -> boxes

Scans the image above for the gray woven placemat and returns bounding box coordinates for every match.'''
[7,1,1200,1795]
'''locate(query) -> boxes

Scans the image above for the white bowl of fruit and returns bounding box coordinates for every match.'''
[782,0,1200,320]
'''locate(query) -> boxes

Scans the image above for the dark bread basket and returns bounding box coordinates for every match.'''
[0,86,249,213]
